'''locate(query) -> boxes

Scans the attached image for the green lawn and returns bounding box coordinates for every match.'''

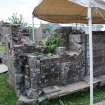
[0,43,6,54]
[1,73,105,105]
[0,73,17,105]
[0,46,5,53]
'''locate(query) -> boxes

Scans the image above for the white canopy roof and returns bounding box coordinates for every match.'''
[70,0,105,9]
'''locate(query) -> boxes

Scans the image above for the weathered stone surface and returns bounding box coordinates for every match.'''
[86,32,105,76]
[43,86,61,94]
[56,47,66,56]
[8,31,86,104]
[15,74,24,83]
[26,89,39,99]
[17,95,37,105]
[12,44,85,102]
[4,23,105,105]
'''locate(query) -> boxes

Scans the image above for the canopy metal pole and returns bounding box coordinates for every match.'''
[88,6,93,105]
[32,15,35,41]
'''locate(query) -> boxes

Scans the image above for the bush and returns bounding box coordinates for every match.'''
[42,32,60,53]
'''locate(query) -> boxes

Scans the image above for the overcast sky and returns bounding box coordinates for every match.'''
[0,0,44,25]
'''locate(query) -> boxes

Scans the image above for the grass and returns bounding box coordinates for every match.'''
[0,73,17,105]
[0,46,5,53]
[0,43,6,54]
[1,73,105,105]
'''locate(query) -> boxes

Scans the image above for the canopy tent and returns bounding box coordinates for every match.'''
[32,0,105,105]
[33,0,105,24]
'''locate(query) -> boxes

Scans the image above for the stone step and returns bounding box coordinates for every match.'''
[17,95,36,105]
[95,101,105,105]
[39,75,105,102]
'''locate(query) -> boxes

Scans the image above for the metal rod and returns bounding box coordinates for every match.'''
[32,15,35,41]
[85,34,88,75]
[88,6,94,105]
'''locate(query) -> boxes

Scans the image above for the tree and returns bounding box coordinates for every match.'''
[8,13,27,26]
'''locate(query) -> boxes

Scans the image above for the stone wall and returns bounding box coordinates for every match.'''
[85,31,105,77]
[5,23,105,104]
[58,31,105,77]
[93,32,105,76]
[27,52,85,88]
[0,22,32,88]
[11,33,86,103]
